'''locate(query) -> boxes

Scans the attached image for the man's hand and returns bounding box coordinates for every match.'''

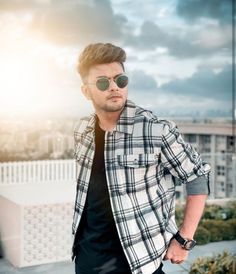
[163,238,188,264]
[163,194,207,264]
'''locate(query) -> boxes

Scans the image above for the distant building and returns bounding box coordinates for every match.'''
[175,119,235,200]
[38,131,74,158]
[38,132,54,156]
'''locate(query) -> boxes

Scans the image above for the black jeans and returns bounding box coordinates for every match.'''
[152,263,165,274]
[75,261,165,274]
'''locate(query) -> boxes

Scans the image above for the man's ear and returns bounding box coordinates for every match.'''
[81,85,91,100]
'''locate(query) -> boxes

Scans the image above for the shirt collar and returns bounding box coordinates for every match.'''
[82,99,136,135]
[115,99,136,135]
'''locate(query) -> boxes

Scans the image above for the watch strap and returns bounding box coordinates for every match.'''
[173,231,196,250]
[174,231,187,245]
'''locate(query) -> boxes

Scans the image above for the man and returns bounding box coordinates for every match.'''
[72,43,211,274]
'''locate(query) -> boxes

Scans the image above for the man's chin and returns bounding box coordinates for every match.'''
[104,102,125,112]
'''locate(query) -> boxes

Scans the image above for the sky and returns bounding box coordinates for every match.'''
[0,0,233,119]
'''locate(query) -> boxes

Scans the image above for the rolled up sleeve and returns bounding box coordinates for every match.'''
[185,175,210,195]
[161,121,211,190]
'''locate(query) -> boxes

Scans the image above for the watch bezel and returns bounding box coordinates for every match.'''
[174,231,196,250]
[183,239,196,250]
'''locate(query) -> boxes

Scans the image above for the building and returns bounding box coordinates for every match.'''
[38,131,74,159]
[175,119,235,200]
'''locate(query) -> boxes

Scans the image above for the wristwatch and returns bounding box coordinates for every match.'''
[173,231,196,250]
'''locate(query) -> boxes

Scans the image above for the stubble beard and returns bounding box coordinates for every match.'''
[92,97,126,113]
[100,100,125,112]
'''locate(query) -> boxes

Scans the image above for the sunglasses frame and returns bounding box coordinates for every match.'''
[85,74,129,91]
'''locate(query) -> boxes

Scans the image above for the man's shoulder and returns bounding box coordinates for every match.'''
[74,114,95,135]
[134,103,157,121]
[133,103,175,129]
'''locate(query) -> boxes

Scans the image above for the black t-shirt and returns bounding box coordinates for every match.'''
[73,120,131,274]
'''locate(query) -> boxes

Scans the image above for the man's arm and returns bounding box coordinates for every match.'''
[160,121,211,263]
[179,194,207,238]
[164,194,207,264]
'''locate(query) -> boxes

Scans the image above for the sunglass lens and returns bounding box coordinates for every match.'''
[116,75,128,88]
[96,78,109,91]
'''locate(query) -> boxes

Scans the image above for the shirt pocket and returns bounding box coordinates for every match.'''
[117,153,159,168]
[116,152,160,193]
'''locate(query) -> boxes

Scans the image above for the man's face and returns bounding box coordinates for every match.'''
[82,62,128,113]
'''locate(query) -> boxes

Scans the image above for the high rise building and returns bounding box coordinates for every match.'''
[176,119,235,199]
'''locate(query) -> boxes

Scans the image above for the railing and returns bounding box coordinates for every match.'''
[0,154,235,199]
[0,159,76,185]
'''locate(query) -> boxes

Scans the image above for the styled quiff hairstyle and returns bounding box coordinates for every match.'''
[77,43,126,81]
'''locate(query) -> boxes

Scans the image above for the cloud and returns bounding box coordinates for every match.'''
[119,1,231,58]
[34,0,128,45]
[124,21,167,50]
[0,0,128,45]
[0,0,231,59]
[128,69,158,92]
[0,0,41,11]
[176,0,232,24]
[124,20,231,58]
[161,64,232,101]
[0,0,232,119]
[127,64,232,117]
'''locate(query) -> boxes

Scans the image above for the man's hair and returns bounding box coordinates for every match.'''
[77,43,126,80]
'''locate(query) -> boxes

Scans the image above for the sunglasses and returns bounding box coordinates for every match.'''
[86,74,128,91]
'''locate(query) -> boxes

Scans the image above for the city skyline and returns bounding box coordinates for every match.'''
[1,118,235,201]
[0,0,233,118]
[0,116,233,162]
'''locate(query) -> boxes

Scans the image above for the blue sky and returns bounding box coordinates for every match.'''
[0,0,233,118]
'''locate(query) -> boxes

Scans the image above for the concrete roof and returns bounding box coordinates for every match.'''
[177,122,234,136]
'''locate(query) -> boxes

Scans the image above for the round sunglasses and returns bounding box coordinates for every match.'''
[86,74,128,91]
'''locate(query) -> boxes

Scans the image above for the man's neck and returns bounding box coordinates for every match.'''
[96,110,121,132]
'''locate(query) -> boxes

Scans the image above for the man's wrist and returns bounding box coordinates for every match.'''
[173,231,196,251]
[178,226,195,239]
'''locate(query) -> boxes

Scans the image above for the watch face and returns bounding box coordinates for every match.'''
[185,240,196,250]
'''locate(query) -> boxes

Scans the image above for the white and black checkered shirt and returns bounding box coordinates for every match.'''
[72,100,211,274]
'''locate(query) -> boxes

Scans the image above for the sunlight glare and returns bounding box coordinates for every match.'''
[0,53,39,115]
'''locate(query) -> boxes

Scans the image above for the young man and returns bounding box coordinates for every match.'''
[72,43,211,274]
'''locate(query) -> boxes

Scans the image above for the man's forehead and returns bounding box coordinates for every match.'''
[88,62,124,77]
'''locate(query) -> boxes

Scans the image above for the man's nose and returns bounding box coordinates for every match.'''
[109,79,118,91]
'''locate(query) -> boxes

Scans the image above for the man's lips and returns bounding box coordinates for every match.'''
[107,94,122,100]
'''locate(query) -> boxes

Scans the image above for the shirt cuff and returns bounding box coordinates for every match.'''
[186,175,210,195]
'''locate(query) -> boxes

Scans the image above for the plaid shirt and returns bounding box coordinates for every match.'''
[72,100,211,274]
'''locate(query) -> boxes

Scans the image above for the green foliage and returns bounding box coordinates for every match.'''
[202,202,236,220]
[175,204,184,227]
[227,219,236,238]
[203,204,222,220]
[189,251,236,274]
[194,226,211,245]
[200,219,236,242]
[175,201,236,245]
